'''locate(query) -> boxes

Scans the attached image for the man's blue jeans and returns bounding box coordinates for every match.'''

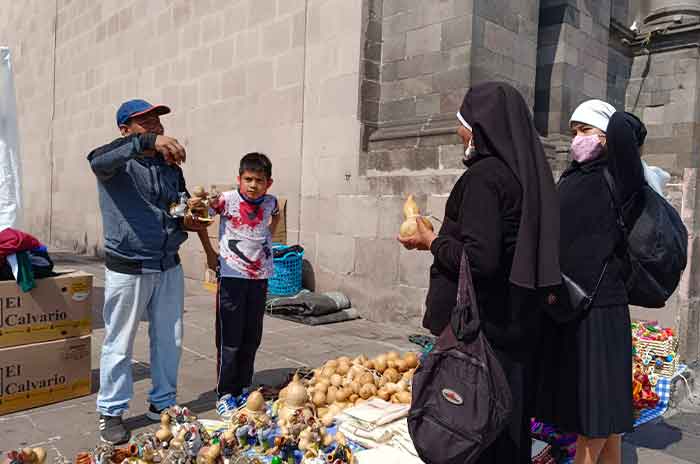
[96,265,184,416]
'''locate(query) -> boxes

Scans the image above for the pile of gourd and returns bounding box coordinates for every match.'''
[305,351,419,426]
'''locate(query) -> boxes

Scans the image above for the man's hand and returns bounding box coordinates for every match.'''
[155,135,186,165]
[183,213,210,232]
[187,196,206,211]
[397,217,436,251]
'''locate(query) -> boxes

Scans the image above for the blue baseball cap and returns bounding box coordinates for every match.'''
[116,99,171,127]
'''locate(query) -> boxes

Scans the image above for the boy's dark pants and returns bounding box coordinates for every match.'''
[216,277,267,398]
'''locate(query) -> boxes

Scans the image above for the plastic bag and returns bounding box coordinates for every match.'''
[0,47,23,231]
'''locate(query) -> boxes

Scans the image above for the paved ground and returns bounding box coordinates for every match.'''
[1,253,699,463]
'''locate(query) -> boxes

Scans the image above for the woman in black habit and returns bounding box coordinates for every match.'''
[399,82,560,463]
[536,100,647,464]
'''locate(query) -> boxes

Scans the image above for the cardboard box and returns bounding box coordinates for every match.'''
[0,335,91,416]
[0,272,93,348]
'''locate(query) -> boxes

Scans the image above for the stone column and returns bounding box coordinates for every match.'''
[624,0,700,363]
[637,0,700,29]
[534,0,612,140]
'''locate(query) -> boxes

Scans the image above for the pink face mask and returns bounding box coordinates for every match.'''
[571,134,604,163]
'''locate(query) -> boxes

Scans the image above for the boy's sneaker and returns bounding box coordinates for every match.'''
[99,415,130,445]
[146,404,167,421]
[216,394,238,419]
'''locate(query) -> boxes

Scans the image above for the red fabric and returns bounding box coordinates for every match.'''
[0,228,42,263]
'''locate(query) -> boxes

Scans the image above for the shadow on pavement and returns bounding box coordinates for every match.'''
[623,418,684,463]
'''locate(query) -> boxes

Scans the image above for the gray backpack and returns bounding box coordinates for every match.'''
[408,251,512,464]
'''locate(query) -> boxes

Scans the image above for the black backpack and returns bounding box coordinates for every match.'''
[408,251,512,464]
[602,170,688,308]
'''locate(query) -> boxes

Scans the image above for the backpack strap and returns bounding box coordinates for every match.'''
[451,250,481,341]
[602,168,629,241]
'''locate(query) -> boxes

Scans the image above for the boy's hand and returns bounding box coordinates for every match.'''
[206,250,219,271]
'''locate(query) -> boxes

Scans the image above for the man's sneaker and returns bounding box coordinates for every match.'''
[146,404,167,421]
[216,394,238,419]
[99,415,130,445]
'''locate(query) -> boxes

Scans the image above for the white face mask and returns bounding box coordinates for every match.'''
[464,140,476,162]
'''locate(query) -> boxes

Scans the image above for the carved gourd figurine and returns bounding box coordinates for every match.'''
[195,443,221,464]
[156,412,174,444]
[16,449,46,464]
[170,429,188,451]
[189,186,211,221]
[399,195,433,238]
[277,375,313,436]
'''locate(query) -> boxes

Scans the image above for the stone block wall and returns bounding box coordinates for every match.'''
[535,0,612,137]
[471,0,541,106]
[627,47,700,173]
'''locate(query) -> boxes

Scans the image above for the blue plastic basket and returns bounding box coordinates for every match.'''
[269,245,304,296]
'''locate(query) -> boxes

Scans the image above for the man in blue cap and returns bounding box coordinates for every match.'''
[88,99,210,444]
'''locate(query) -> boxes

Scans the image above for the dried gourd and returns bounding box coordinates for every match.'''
[360,383,377,400]
[374,356,388,373]
[337,362,350,376]
[326,359,339,369]
[399,195,434,238]
[377,388,391,401]
[326,386,338,404]
[286,374,309,407]
[359,372,375,385]
[404,352,419,369]
[397,391,412,404]
[395,359,408,373]
[383,368,400,383]
[315,380,329,393]
[312,391,326,407]
[330,374,343,387]
[335,387,350,402]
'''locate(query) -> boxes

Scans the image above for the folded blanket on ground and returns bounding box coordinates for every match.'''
[266,307,360,326]
[266,291,351,317]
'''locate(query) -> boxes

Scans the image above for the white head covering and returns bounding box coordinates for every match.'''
[456,111,472,131]
[569,99,616,133]
[642,160,671,196]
